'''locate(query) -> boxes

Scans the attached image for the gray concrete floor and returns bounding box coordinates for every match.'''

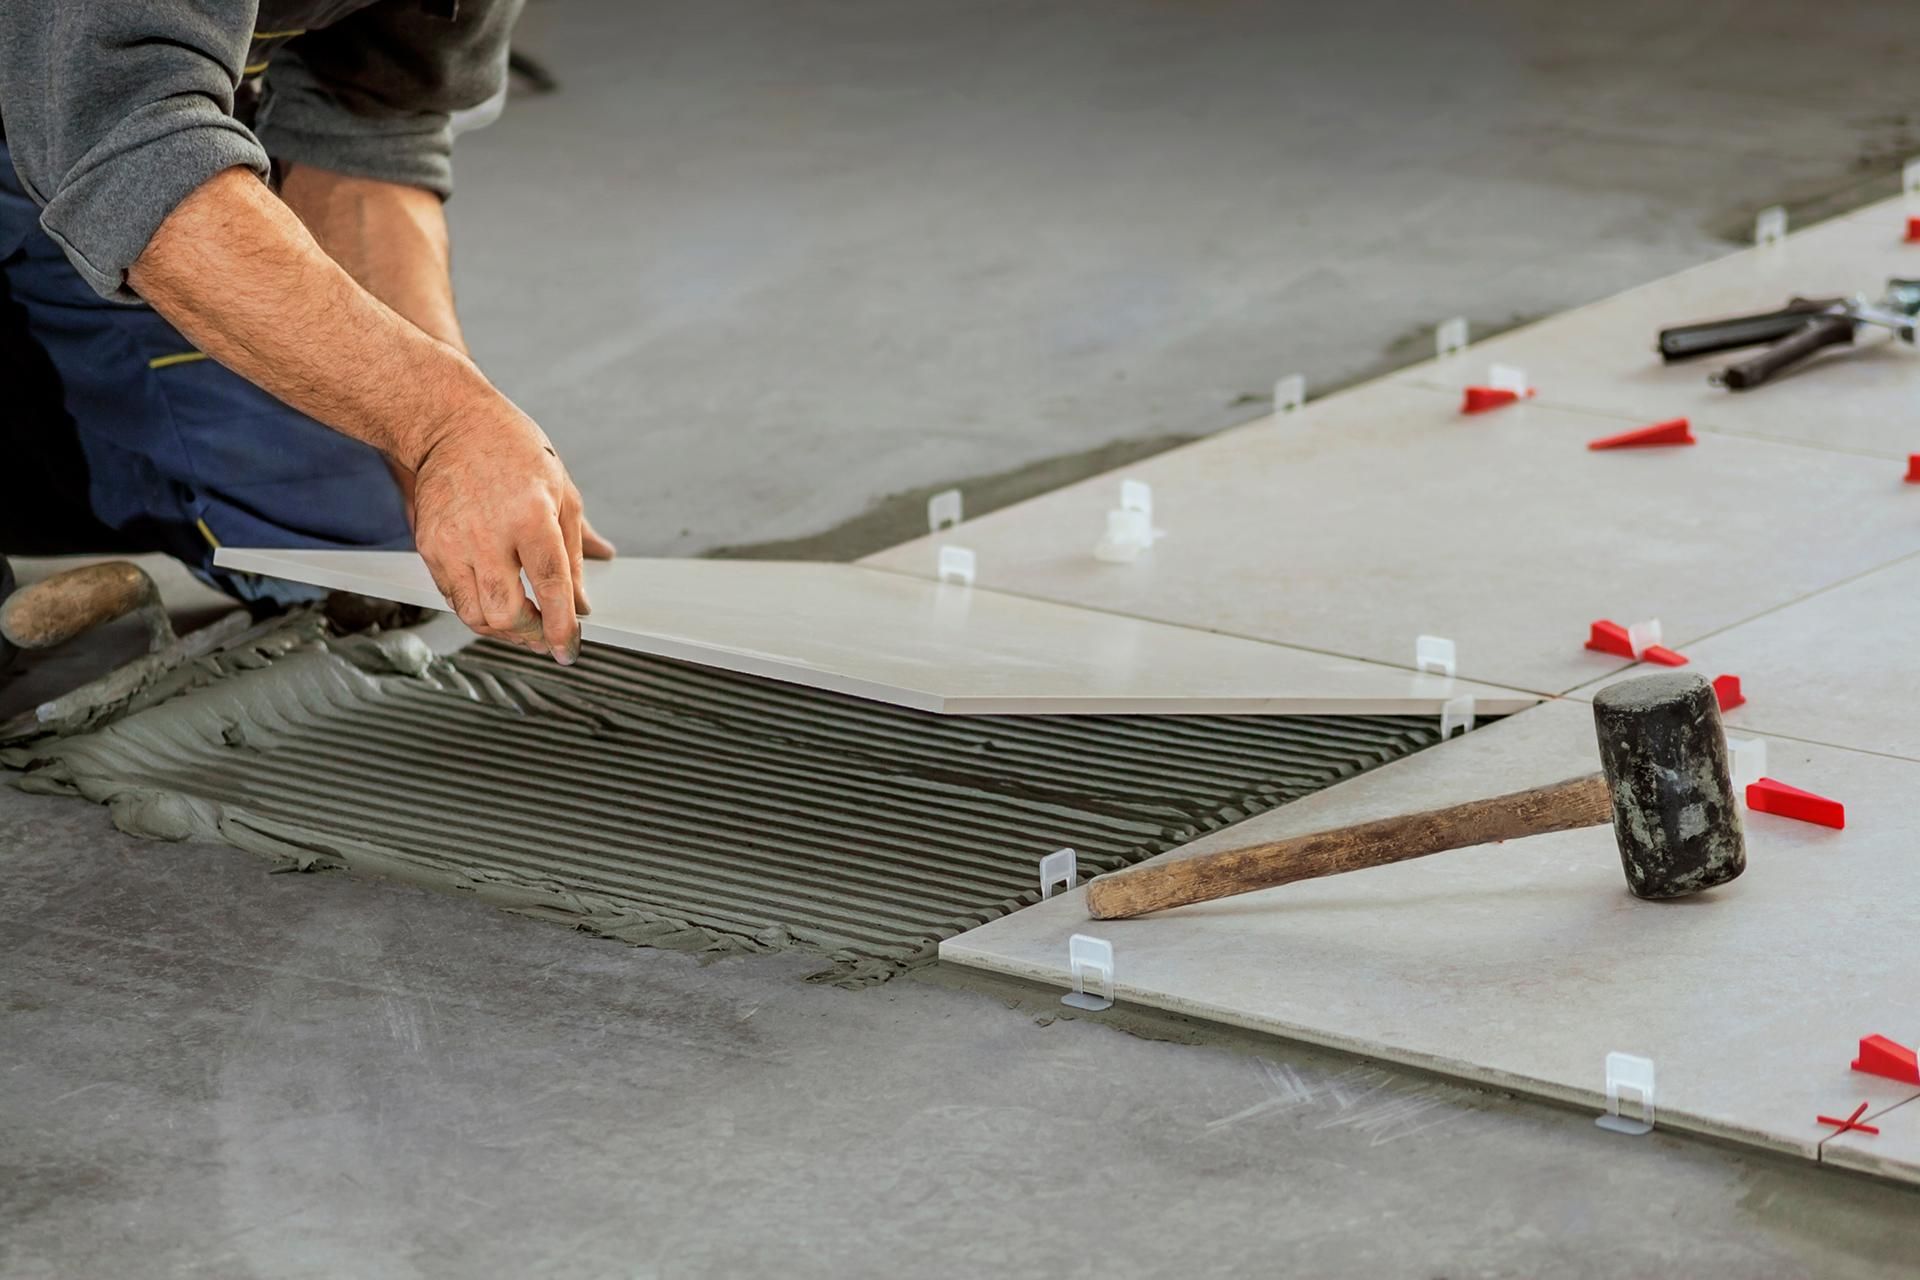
[10,0,1920,1274]
[456,0,1919,559]
[6,792,1918,1280]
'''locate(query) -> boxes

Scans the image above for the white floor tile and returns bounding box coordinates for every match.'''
[1571,552,1920,761]
[1826,1094,1920,1185]
[1396,197,1920,460]
[941,698,1920,1171]
[863,383,1920,694]
[211,549,1536,716]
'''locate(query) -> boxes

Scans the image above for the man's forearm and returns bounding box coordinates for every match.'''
[129,166,489,470]
[279,164,466,352]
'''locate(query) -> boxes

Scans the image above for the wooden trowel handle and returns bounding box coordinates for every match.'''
[1085,773,1612,921]
[0,561,170,653]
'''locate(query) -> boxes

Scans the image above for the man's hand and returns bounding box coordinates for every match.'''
[130,166,615,663]
[411,391,607,662]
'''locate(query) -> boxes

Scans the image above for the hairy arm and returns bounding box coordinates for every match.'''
[129,165,593,662]
[279,164,467,352]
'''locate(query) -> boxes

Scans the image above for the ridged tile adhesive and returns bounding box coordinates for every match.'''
[3,618,1448,984]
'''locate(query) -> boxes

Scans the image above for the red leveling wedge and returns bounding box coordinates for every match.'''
[1852,1035,1920,1085]
[1746,777,1845,829]
[1584,620,1687,666]
[1712,674,1745,712]
[1588,418,1696,450]
[1461,386,1533,414]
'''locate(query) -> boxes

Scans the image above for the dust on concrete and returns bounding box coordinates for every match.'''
[1736,1161,1920,1270]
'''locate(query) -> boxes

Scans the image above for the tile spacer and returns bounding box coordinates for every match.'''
[1062,934,1114,1012]
[1746,777,1845,829]
[937,544,976,586]
[1595,1051,1656,1135]
[1587,417,1695,450]
[1817,1102,1880,1138]
[1852,1034,1920,1084]
[927,488,963,532]
[1274,373,1305,414]
[1414,634,1457,677]
[1038,847,1078,901]
[1712,674,1745,712]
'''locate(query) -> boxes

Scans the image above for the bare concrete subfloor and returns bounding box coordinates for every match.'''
[10,0,1920,1273]
[5,793,1917,1280]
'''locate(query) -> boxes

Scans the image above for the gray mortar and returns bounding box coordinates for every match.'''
[3,618,1447,984]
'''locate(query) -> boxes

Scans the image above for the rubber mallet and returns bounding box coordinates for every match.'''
[1086,672,1744,920]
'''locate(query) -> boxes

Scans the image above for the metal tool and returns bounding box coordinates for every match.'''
[1085,672,1743,920]
[1657,278,1920,390]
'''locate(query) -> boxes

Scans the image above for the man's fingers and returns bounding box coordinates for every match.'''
[476,555,547,654]
[429,560,493,639]
[562,497,589,617]
[518,523,581,665]
[582,517,617,561]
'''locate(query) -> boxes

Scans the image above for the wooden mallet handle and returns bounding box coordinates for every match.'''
[1085,773,1613,921]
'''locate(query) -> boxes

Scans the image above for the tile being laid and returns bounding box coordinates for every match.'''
[1394,196,1920,459]
[941,699,1920,1173]
[862,382,1920,695]
[1571,551,1920,763]
[210,549,1536,716]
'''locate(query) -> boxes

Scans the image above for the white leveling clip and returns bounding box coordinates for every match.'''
[1726,736,1767,795]
[1488,362,1528,394]
[1436,316,1468,360]
[1094,479,1166,564]
[1274,373,1305,415]
[1415,634,1457,678]
[927,488,962,533]
[1754,205,1787,247]
[1595,1051,1656,1136]
[937,545,976,586]
[1039,847,1078,901]
[1062,934,1114,1012]
[1439,695,1476,740]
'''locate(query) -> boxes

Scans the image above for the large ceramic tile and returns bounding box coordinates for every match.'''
[941,699,1920,1171]
[1396,197,1920,459]
[861,382,1920,695]
[1826,1096,1920,1186]
[1573,552,1920,762]
[211,549,1535,716]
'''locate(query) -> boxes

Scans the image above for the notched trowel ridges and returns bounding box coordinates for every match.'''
[6,622,1447,983]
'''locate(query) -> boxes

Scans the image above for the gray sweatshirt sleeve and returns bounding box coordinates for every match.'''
[253,0,522,200]
[0,2,269,301]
